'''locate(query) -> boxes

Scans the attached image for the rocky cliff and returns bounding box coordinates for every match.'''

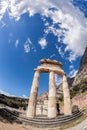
[73,47,87,86]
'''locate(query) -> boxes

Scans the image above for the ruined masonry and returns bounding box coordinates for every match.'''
[27,59,72,118]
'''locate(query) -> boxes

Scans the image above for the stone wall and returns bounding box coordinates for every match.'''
[60,94,87,114]
[71,95,87,108]
[36,100,48,116]
[36,87,63,116]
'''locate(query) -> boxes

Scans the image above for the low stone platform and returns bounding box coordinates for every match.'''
[0,108,83,129]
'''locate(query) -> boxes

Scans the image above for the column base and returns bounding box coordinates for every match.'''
[48,107,57,118]
[26,106,35,118]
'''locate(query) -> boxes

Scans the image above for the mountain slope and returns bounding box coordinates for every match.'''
[73,47,87,86]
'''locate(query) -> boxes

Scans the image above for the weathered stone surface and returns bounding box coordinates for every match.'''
[36,77,74,116]
[48,71,57,118]
[36,59,65,75]
[62,74,72,115]
[27,70,40,117]
[72,95,87,108]
[73,47,87,86]
[72,105,79,113]
[80,47,87,70]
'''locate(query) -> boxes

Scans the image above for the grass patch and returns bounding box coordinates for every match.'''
[82,91,87,96]
[59,101,64,106]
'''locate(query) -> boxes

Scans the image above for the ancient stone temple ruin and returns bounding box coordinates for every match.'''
[27,59,72,118]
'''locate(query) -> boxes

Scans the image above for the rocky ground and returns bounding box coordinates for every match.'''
[0,122,27,130]
[0,111,87,130]
[65,118,87,130]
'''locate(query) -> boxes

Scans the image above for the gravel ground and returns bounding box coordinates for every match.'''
[0,113,27,130]
[65,118,87,130]
[0,119,87,130]
[0,121,27,130]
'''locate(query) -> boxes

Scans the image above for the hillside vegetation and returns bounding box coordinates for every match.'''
[0,94,28,110]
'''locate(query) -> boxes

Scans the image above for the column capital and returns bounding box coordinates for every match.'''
[49,70,55,73]
[34,68,41,73]
[62,73,66,76]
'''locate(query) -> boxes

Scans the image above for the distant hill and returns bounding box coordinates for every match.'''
[0,94,28,109]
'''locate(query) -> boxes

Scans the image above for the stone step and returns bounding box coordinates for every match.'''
[1,108,82,127]
[3,108,82,122]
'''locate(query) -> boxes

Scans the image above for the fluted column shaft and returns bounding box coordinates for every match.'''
[62,74,72,115]
[48,71,57,118]
[27,70,40,117]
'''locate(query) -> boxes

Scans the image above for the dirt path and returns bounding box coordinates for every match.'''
[65,118,87,130]
[0,121,27,130]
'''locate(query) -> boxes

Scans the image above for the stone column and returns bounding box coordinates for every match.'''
[62,74,72,115]
[48,71,57,118]
[27,70,40,117]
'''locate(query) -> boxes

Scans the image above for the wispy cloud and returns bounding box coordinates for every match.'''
[68,52,78,62]
[68,69,78,77]
[69,65,74,69]
[38,38,47,49]
[24,38,36,53]
[56,45,64,58]
[1,21,6,28]
[24,42,30,53]
[50,54,56,59]
[22,94,28,99]
[15,39,19,48]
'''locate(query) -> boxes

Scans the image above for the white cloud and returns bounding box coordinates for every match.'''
[0,0,87,60]
[24,38,36,53]
[1,21,6,28]
[44,8,87,61]
[38,38,47,49]
[22,94,28,99]
[0,0,8,20]
[68,69,78,77]
[58,46,64,58]
[24,42,30,53]
[15,39,19,48]
[50,54,56,58]
[55,45,64,58]
[68,51,78,62]
[69,65,74,69]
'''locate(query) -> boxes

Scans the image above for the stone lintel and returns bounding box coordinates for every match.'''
[40,59,62,67]
[34,67,65,75]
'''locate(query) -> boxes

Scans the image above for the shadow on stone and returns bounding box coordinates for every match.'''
[0,108,22,124]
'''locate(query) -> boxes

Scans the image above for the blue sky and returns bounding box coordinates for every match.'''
[0,0,87,98]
